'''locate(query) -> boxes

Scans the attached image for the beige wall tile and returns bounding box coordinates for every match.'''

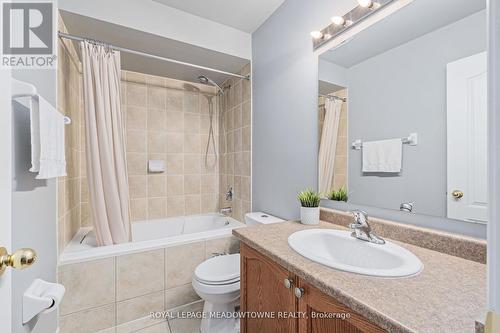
[59,258,115,315]
[165,284,200,310]
[166,154,183,174]
[167,175,184,196]
[201,175,217,194]
[165,242,205,288]
[184,175,200,195]
[148,109,167,131]
[127,153,147,175]
[148,86,166,109]
[184,134,200,153]
[116,249,165,301]
[116,291,164,325]
[242,151,251,176]
[148,131,167,153]
[166,133,184,153]
[183,154,201,174]
[131,198,148,221]
[127,130,147,153]
[234,128,242,152]
[148,175,167,197]
[201,194,218,213]
[205,236,240,258]
[166,196,185,217]
[127,83,147,106]
[148,198,167,219]
[60,304,115,333]
[167,90,183,112]
[240,176,251,202]
[184,195,201,215]
[184,92,199,113]
[183,113,200,134]
[127,106,147,130]
[242,126,251,151]
[166,111,184,133]
[242,101,251,127]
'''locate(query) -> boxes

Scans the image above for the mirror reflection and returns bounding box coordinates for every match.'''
[318,0,487,222]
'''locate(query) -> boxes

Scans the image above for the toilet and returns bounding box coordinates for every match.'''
[192,212,285,333]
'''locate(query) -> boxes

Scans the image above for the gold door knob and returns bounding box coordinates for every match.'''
[0,247,37,276]
[452,190,464,199]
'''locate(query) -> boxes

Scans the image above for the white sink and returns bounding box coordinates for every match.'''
[288,229,423,277]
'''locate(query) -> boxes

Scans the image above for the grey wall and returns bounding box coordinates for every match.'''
[252,1,486,238]
[12,69,58,333]
[252,0,355,221]
[346,10,486,217]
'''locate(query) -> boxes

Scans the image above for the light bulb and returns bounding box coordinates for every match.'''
[358,0,373,8]
[331,16,346,26]
[310,31,323,39]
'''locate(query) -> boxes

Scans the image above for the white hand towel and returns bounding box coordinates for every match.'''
[30,96,67,179]
[362,138,402,173]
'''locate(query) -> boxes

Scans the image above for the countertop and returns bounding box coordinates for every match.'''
[233,221,486,333]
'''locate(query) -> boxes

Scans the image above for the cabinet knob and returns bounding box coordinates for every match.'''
[284,278,293,289]
[452,190,464,199]
[294,287,305,299]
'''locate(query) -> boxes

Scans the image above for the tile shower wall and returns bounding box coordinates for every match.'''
[122,71,221,221]
[58,236,239,333]
[57,16,84,252]
[219,64,252,222]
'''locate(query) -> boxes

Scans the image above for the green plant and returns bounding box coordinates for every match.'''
[297,188,321,207]
[327,186,348,202]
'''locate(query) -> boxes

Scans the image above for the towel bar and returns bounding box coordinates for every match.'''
[352,133,418,150]
[11,78,71,125]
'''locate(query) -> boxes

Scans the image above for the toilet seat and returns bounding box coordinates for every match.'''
[194,254,240,285]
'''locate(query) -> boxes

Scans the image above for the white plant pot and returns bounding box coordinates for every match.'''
[300,207,320,225]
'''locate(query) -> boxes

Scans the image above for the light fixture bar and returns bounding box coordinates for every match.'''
[312,0,396,50]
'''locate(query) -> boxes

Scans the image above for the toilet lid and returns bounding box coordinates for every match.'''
[194,253,240,285]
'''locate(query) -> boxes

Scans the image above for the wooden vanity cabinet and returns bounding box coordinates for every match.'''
[240,243,386,333]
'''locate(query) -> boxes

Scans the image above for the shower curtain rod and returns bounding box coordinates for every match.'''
[58,31,250,80]
[318,93,346,102]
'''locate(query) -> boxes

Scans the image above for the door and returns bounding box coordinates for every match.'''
[0,69,13,333]
[1,69,59,333]
[297,280,386,333]
[240,243,297,333]
[447,52,488,223]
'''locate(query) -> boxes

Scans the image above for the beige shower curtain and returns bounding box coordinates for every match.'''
[318,98,343,194]
[81,41,131,246]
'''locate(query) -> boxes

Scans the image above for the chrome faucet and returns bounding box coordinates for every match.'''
[348,210,385,245]
[225,187,233,201]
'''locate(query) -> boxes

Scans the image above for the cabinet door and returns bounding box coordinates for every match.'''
[297,280,386,333]
[240,243,297,333]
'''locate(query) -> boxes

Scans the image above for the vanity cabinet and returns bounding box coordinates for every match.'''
[240,243,386,333]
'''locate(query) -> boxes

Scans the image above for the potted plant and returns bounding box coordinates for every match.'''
[326,186,348,202]
[297,188,321,225]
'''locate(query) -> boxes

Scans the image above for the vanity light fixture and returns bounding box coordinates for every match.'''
[310,30,323,39]
[358,0,381,9]
[331,16,346,26]
[312,0,399,50]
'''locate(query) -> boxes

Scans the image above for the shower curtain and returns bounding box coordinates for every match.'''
[318,98,343,194]
[81,41,131,246]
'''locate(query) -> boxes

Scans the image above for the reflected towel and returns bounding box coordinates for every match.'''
[362,138,402,173]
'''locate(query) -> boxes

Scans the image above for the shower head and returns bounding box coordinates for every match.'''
[198,75,224,96]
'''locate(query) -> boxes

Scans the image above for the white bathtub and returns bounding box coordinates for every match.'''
[60,213,245,265]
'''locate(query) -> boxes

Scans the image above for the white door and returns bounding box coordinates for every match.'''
[0,69,13,333]
[447,52,488,223]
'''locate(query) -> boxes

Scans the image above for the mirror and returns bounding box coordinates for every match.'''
[318,0,487,223]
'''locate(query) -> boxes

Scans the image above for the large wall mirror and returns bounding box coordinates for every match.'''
[318,0,487,224]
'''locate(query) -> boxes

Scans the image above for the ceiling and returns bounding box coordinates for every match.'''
[152,0,285,33]
[321,0,486,68]
[60,11,249,84]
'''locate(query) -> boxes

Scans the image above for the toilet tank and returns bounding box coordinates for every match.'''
[244,212,285,226]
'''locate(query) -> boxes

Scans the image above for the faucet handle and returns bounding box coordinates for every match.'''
[349,209,368,220]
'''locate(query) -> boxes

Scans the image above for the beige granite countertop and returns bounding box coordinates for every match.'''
[233,221,486,333]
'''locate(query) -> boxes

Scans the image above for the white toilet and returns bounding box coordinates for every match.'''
[192,212,284,333]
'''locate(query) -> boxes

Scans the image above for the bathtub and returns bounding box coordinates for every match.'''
[60,213,245,265]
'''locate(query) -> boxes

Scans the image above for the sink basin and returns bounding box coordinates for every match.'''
[288,229,423,277]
